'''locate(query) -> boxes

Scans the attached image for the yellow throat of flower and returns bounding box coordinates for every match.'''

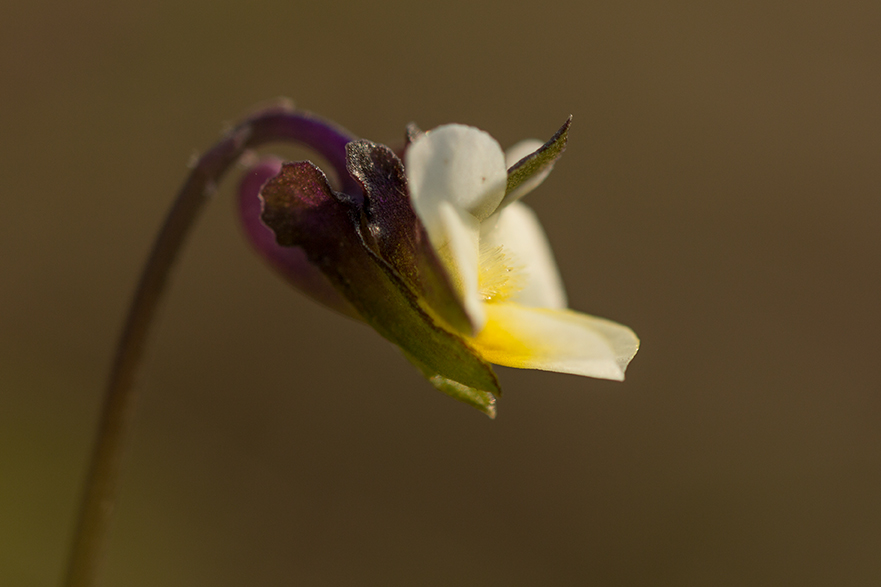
[478,244,523,303]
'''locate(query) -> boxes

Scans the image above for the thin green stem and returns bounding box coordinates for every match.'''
[62,102,358,587]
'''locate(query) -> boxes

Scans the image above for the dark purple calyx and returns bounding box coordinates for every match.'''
[259,162,500,407]
[345,140,474,335]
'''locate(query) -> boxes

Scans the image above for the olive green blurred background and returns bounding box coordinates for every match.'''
[2,1,879,585]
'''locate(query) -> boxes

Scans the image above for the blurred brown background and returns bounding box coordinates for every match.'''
[1,1,879,585]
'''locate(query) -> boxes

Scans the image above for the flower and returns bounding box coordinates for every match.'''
[239,115,638,417]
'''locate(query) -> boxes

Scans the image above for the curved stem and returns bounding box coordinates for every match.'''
[63,103,359,587]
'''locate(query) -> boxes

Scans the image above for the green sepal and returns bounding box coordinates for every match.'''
[402,351,497,418]
[504,117,571,201]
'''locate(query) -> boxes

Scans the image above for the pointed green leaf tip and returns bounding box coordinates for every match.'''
[504,116,571,199]
[404,351,497,418]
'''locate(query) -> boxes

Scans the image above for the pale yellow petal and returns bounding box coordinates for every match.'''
[472,303,639,380]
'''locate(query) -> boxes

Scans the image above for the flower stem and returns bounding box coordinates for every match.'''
[63,101,358,587]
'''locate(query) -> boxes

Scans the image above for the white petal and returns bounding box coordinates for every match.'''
[499,139,553,209]
[472,303,639,380]
[420,199,486,330]
[480,202,567,309]
[406,124,508,222]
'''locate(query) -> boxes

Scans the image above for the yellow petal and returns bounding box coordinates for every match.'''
[472,302,639,380]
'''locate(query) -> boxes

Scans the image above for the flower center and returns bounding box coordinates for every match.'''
[478,244,523,303]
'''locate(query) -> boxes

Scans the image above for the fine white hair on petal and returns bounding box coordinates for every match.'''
[472,303,640,380]
[480,202,567,309]
[405,124,508,222]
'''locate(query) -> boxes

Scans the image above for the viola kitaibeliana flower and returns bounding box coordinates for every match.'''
[238,113,638,417]
[65,106,639,587]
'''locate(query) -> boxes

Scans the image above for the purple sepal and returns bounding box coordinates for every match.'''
[345,140,474,335]
[260,162,500,396]
[238,158,360,318]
